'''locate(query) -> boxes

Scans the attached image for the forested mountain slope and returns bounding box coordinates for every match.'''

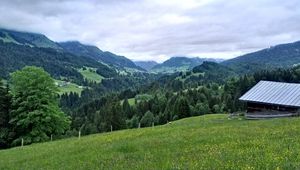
[0,41,115,84]
[222,41,300,74]
[0,28,144,83]
[0,28,62,50]
[59,41,144,71]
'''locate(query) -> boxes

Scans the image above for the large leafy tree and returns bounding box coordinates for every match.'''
[10,66,70,145]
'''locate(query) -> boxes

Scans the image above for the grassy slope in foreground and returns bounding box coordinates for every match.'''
[1,114,300,169]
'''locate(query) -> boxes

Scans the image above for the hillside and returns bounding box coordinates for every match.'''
[59,41,144,71]
[134,61,158,71]
[1,114,300,169]
[0,28,125,89]
[176,61,236,84]
[0,29,143,72]
[152,62,236,90]
[222,41,300,74]
[0,28,62,50]
[0,40,115,84]
[151,57,223,73]
[183,61,237,83]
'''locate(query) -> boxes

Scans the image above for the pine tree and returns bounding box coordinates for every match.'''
[108,100,126,131]
[122,98,132,118]
[0,81,12,148]
[173,97,191,119]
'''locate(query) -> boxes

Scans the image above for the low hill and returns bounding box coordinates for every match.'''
[222,41,300,74]
[134,61,158,71]
[1,114,299,169]
[151,57,223,73]
[59,41,144,71]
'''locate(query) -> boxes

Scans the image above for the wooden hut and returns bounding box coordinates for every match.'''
[239,81,300,119]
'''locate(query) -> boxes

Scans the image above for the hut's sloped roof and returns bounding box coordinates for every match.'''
[239,81,300,107]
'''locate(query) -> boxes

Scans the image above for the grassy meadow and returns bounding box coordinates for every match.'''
[121,98,135,106]
[1,114,300,169]
[126,98,135,106]
[55,80,84,95]
[78,67,104,83]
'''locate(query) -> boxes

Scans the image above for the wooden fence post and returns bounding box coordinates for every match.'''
[111,125,113,132]
[138,122,141,128]
[50,134,53,142]
[21,138,24,147]
[78,130,81,139]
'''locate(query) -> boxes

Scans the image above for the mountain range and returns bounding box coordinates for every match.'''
[1,28,300,81]
[0,28,143,72]
[0,28,152,86]
[150,57,224,73]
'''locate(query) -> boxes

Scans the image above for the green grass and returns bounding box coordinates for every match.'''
[78,67,104,83]
[1,114,300,169]
[55,80,84,95]
[121,95,153,106]
[121,98,135,106]
[128,98,135,105]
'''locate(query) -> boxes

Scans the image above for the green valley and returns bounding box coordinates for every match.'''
[1,6,300,169]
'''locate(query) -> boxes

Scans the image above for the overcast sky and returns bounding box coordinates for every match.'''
[0,0,300,62]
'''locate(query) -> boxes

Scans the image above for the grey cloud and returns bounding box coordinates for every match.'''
[0,0,299,62]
